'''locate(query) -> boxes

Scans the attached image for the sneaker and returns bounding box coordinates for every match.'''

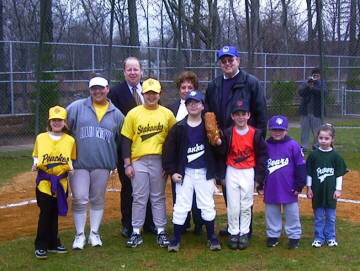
[168,239,180,252]
[327,240,338,247]
[208,236,221,251]
[288,239,300,249]
[312,240,323,248]
[48,245,68,254]
[126,233,143,248]
[35,249,47,259]
[72,232,86,250]
[238,234,249,250]
[228,235,239,250]
[266,237,279,247]
[157,231,170,248]
[88,231,103,247]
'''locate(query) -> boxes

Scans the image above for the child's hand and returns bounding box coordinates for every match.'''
[125,164,135,178]
[172,173,182,183]
[333,190,342,199]
[306,187,313,199]
[31,164,38,171]
[216,138,222,146]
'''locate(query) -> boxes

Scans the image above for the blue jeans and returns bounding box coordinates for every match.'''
[313,208,336,243]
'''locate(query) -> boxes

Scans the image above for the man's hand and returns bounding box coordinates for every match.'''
[306,187,313,199]
[172,173,183,184]
[125,165,135,178]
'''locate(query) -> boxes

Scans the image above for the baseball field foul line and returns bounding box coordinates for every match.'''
[1,191,360,209]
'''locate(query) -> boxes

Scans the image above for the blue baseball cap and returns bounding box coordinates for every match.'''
[268,115,288,130]
[185,90,204,104]
[217,46,239,59]
[231,99,250,113]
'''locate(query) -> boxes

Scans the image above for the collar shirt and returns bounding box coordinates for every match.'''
[176,99,188,121]
[127,82,144,104]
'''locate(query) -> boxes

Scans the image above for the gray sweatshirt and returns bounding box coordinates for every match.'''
[67,96,124,170]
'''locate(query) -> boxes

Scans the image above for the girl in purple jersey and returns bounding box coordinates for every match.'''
[263,115,306,249]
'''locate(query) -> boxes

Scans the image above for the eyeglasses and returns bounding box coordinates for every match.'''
[220,57,235,64]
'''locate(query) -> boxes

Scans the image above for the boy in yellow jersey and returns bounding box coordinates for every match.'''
[121,78,176,248]
[32,106,76,259]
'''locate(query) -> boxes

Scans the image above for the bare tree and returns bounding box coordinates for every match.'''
[128,0,140,56]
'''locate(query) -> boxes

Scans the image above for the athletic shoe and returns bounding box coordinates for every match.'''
[72,232,86,250]
[312,240,323,248]
[327,240,338,247]
[266,237,279,247]
[126,233,143,248]
[238,234,249,250]
[48,245,68,254]
[35,249,47,259]
[157,231,170,248]
[288,239,300,249]
[88,231,103,247]
[208,236,221,251]
[228,234,239,250]
[168,239,180,252]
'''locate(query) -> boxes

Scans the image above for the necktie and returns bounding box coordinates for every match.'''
[132,86,142,105]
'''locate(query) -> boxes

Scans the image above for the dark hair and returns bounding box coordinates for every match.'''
[47,120,70,134]
[123,56,142,70]
[317,123,335,138]
[175,71,199,90]
[311,68,321,75]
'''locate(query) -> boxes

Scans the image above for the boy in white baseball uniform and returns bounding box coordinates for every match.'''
[163,90,221,252]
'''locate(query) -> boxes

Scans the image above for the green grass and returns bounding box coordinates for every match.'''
[0,150,32,186]
[0,214,359,271]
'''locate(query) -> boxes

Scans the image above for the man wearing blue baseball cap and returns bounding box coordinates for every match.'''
[205,45,267,238]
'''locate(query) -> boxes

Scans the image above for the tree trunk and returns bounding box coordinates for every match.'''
[128,0,140,57]
[306,0,314,52]
[230,0,241,48]
[245,0,253,71]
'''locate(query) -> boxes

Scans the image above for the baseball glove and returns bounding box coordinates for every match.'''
[204,112,221,146]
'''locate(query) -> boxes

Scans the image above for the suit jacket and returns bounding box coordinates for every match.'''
[167,100,181,117]
[108,81,138,116]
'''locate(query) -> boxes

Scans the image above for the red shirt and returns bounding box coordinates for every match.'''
[226,126,256,169]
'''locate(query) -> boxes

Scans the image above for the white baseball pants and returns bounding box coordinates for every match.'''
[226,166,254,236]
[172,168,216,225]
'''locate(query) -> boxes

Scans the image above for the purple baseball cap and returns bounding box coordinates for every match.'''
[268,115,288,130]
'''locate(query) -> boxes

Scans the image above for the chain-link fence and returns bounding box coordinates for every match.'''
[0,41,360,145]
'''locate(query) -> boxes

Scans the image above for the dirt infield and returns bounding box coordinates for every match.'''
[0,170,359,242]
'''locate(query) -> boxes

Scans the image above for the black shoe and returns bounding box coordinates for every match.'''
[194,224,203,235]
[168,239,180,252]
[208,235,221,251]
[143,225,157,235]
[238,234,249,250]
[48,245,68,254]
[219,228,229,237]
[288,238,300,249]
[121,227,132,238]
[228,235,239,250]
[266,237,279,247]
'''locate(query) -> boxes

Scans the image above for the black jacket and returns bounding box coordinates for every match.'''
[205,70,267,138]
[162,116,218,180]
[298,80,326,118]
[218,126,268,187]
[167,100,181,117]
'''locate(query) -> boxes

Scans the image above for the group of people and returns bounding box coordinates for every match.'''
[31,46,347,260]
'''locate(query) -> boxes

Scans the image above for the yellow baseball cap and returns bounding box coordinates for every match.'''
[142,78,161,94]
[49,106,67,120]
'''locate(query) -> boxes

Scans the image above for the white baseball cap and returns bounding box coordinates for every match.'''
[89,77,108,88]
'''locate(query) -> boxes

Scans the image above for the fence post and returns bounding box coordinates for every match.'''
[9,41,14,114]
[264,53,267,97]
[303,55,306,80]
[337,56,341,94]
[92,44,95,73]
[156,48,160,79]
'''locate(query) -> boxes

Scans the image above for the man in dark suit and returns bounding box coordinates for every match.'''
[167,71,204,235]
[109,56,155,238]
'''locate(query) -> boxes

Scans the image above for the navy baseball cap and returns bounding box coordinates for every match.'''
[231,99,250,113]
[185,90,204,104]
[217,46,239,59]
[268,115,288,130]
